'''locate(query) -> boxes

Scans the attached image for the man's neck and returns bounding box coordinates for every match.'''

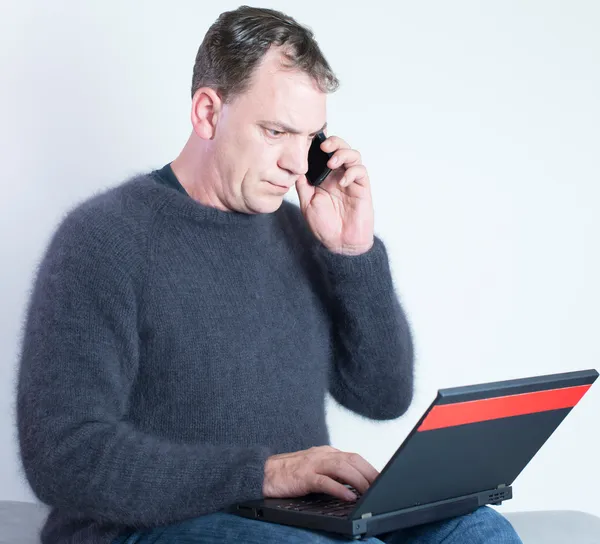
[171,143,231,212]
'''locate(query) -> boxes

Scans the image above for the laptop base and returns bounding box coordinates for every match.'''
[232,486,512,539]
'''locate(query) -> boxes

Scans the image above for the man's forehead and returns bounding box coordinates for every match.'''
[245,59,327,134]
[257,93,326,131]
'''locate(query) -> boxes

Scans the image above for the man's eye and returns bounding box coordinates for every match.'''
[266,128,284,137]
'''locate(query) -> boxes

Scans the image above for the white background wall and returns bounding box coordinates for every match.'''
[1,0,599,517]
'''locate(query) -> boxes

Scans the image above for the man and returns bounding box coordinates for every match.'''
[17,6,522,544]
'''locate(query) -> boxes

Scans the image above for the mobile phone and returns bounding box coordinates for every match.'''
[306,131,334,186]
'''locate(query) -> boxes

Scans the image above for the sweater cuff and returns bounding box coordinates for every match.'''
[239,446,272,500]
[312,236,390,285]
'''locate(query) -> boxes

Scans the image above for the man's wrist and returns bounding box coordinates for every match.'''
[324,238,375,256]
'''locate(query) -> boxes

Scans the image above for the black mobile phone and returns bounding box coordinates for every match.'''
[306,131,334,186]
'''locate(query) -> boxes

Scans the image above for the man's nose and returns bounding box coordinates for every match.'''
[279,140,310,176]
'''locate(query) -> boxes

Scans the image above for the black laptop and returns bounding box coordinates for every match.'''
[232,369,598,540]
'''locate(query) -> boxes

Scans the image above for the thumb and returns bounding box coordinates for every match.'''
[295,174,315,212]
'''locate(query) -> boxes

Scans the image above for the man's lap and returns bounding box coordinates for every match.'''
[113,506,522,544]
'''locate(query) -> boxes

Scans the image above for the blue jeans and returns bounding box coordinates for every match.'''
[113,506,522,543]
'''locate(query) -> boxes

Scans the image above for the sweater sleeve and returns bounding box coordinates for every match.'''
[314,236,415,420]
[16,204,270,528]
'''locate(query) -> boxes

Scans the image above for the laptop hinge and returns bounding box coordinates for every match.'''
[361,512,373,519]
[497,484,507,488]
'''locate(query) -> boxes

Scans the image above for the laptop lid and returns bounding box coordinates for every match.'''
[350,369,598,519]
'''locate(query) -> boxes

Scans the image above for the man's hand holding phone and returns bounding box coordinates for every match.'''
[296,132,375,256]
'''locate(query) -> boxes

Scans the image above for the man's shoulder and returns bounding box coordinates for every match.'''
[69,172,158,226]
[66,171,162,227]
[49,172,160,264]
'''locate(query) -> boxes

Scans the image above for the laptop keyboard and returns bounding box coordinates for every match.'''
[275,487,361,518]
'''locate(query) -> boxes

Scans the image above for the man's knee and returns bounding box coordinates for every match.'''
[461,506,523,543]
[391,506,523,544]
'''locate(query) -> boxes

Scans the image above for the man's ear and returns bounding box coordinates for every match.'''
[191,88,222,140]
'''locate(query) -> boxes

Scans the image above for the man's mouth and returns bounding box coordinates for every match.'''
[267,181,291,191]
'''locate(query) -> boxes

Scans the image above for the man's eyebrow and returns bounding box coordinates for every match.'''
[259,121,327,136]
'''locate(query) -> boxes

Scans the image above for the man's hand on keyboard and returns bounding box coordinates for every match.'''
[263,445,379,502]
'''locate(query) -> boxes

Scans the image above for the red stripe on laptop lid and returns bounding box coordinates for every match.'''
[418,384,592,432]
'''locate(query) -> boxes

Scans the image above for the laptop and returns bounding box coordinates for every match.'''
[232,369,598,539]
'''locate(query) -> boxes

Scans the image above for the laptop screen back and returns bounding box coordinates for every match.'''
[351,369,598,518]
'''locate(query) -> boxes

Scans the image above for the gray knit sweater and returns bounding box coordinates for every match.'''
[16,167,414,543]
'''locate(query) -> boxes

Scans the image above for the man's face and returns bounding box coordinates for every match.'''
[213,48,328,214]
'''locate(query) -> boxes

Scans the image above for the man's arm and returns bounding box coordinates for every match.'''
[17,206,270,527]
[314,236,415,420]
[294,132,414,421]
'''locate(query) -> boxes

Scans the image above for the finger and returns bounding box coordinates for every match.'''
[295,174,315,211]
[321,135,350,153]
[269,451,298,459]
[345,453,380,485]
[328,148,362,170]
[322,456,371,495]
[310,474,358,501]
[338,164,369,189]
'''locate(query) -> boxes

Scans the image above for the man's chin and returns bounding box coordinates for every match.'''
[247,194,286,215]
[262,195,287,214]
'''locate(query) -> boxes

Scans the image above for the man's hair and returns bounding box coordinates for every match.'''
[191,6,339,103]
